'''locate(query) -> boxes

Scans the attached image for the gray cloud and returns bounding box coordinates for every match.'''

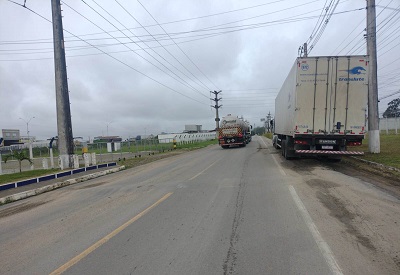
[1,0,398,140]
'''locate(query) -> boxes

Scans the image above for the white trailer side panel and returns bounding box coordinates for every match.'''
[275,60,297,136]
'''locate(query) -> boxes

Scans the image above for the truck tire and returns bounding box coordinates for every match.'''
[281,139,285,156]
[284,139,289,159]
[284,138,294,160]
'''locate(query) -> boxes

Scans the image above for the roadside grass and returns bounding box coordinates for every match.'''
[0,169,60,185]
[262,131,399,169]
[176,139,218,149]
[264,133,273,139]
[0,140,218,184]
[349,132,400,169]
[118,139,218,169]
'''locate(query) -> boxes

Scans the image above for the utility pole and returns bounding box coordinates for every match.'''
[366,0,380,153]
[266,112,272,132]
[303,42,308,57]
[211,90,222,131]
[51,0,75,168]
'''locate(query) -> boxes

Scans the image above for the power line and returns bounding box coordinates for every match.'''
[378,90,400,101]
[1,5,365,62]
[137,0,219,90]
[114,0,210,91]
[308,0,340,53]
[336,0,392,55]
[68,0,208,99]
[5,0,208,105]
[83,0,207,98]
[306,0,329,44]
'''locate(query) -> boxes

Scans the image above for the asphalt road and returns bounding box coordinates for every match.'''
[0,136,399,274]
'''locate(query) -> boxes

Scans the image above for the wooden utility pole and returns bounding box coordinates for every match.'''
[51,0,75,167]
[366,0,380,153]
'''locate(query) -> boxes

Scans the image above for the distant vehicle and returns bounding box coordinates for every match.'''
[218,114,251,148]
[274,56,368,160]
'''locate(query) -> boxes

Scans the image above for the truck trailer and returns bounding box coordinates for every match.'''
[273,56,368,159]
[218,114,251,148]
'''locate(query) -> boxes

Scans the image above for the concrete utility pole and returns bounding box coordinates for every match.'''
[211,90,222,131]
[366,0,380,153]
[51,0,75,167]
[303,43,308,57]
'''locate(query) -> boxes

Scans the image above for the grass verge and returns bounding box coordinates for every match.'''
[263,133,273,139]
[118,139,218,169]
[0,169,60,185]
[347,133,400,169]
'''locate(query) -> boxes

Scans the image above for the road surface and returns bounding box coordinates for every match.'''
[0,136,399,274]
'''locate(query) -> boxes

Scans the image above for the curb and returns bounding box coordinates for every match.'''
[0,165,125,205]
[350,156,400,173]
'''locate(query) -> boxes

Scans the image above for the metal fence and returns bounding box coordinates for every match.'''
[0,139,174,160]
[0,139,174,174]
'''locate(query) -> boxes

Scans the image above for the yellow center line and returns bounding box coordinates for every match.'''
[50,192,173,275]
[188,157,222,181]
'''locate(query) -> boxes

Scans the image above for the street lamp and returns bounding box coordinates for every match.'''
[19,116,35,142]
[19,116,35,170]
[106,121,113,136]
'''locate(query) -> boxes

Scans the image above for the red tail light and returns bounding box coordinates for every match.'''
[294,140,308,145]
[347,141,362,146]
[238,133,243,138]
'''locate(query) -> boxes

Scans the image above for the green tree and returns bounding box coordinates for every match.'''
[383,98,400,118]
[3,150,33,173]
[252,126,265,135]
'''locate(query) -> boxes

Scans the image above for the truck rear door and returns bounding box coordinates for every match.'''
[296,56,368,135]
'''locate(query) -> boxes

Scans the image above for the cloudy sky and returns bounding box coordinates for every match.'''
[1,0,399,140]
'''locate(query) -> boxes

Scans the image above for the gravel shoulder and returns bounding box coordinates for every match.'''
[261,136,400,274]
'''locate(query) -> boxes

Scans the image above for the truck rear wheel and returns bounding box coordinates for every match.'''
[283,138,295,160]
[284,140,289,159]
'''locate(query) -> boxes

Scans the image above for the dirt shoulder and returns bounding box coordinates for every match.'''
[339,156,400,198]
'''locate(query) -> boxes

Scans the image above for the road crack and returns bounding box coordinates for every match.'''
[223,153,250,275]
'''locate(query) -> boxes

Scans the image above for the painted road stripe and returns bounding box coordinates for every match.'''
[50,192,173,275]
[189,158,222,181]
[289,186,343,275]
[259,136,287,176]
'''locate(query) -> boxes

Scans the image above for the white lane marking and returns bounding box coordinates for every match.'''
[188,158,222,181]
[271,154,286,176]
[289,185,343,275]
[259,135,269,148]
[259,136,287,176]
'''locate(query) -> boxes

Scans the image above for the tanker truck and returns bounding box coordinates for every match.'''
[218,114,251,148]
[273,55,368,160]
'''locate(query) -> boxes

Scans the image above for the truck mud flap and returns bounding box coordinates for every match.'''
[295,150,364,155]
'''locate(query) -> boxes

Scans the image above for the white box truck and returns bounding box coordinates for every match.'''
[273,56,368,159]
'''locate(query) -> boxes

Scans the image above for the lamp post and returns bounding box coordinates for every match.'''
[106,121,113,136]
[19,116,35,170]
[20,116,35,142]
